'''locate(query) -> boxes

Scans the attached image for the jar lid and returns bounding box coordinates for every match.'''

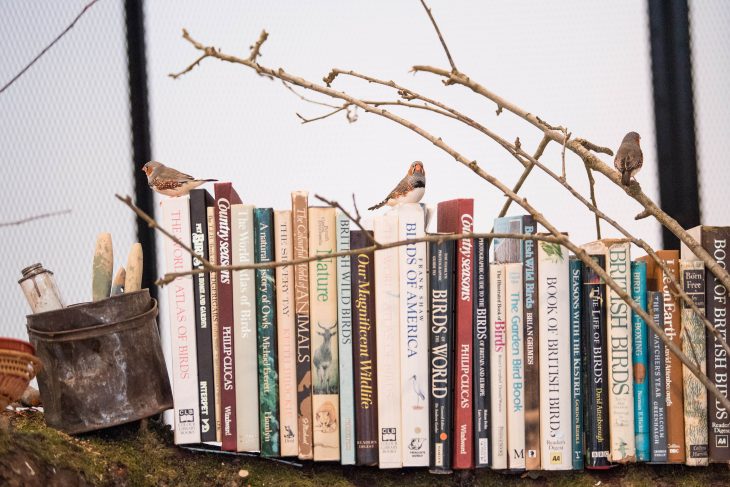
[18,263,54,284]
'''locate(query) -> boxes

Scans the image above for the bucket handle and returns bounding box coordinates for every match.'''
[28,299,158,342]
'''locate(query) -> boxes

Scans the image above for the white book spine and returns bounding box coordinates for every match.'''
[374,211,402,468]
[397,203,429,466]
[161,196,201,445]
[537,242,572,470]
[274,210,298,456]
[336,212,356,465]
[489,263,508,469]
[506,262,525,469]
[231,204,259,451]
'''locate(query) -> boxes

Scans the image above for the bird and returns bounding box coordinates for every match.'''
[409,374,426,410]
[614,132,643,186]
[368,161,426,211]
[142,161,217,197]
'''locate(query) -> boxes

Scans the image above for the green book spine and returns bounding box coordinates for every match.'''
[255,208,280,456]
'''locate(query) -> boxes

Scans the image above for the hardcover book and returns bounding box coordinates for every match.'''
[429,240,456,473]
[648,290,668,463]
[292,191,313,460]
[274,210,299,457]
[436,199,474,469]
[569,258,583,469]
[521,218,540,470]
[351,230,379,466]
[680,260,709,466]
[638,250,684,463]
[231,203,259,452]
[161,196,201,445]
[213,182,242,451]
[473,238,490,468]
[374,211,402,468]
[506,262,525,470]
[207,206,223,442]
[254,208,280,457]
[398,203,429,467]
[336,212,356,465]
[537,240,571,470]
[489,263,508,469]
[631,261,650,462]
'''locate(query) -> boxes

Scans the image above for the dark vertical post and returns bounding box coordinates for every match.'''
[125,0,157,302]
[648,0,700,249]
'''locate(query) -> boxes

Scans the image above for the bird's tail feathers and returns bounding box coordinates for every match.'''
[202,179,218,182]
[621,171,631,186]
[368,199,387,211]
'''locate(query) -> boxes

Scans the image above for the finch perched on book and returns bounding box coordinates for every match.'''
[142,161,217,197]
[368,161,426,210]
[614,132,643,186]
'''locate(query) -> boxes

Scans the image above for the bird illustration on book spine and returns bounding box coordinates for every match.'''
[142,161,218,197]
[409,374,426,410]
[614,132,643,186]
[368,161,426,210]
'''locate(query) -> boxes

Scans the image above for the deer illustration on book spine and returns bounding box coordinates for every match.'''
[314,323,338,394]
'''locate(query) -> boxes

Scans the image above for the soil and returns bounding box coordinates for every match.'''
[1,409,729,486]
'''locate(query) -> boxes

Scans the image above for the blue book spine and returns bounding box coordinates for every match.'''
[569,258,583,470]
[631,261,650,461]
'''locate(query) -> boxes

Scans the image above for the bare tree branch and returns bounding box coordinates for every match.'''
[497,135,550,218]
[314,194,380,247]
[583,164,601,239]
[0,209,71,228]
[418,0,458,73]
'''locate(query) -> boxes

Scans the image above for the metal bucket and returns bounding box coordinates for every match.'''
[26,289,173,434]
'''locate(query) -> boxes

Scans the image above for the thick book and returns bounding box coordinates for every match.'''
[429,240,456,473]
[521,217,540,470]
[213,182,242,450]
[292,191,313,460]
[207,206,223,442]
[537,240,571,470]
[336,212,356,465]
[506,262,525,470]
[489,263,508,469]
[582,255,610,468]
[680,260,709,466]
[683,226,730,464]
[273,210,298,457]
[254,208,280,457]
[648,291,668,463]
[436,199,474,469]
[231,203,259,452]
[190,189,216,442]
[309,206,340,461]
[631,261,650,462]
[351,230,379,466]
[638,251,684,463]
[569,258,583,469]
[582,240,635,463]
[473,238,490,468]
[161,196,201,445]
[374,211,402,468]
[398,203,429,467]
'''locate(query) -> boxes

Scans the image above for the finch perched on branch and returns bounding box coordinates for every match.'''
[142,161,217,197]
[614,132,643,186]
[368,161,426,210]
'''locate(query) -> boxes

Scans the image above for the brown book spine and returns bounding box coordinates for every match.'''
[351,230,379,466]
[292,191,313,459]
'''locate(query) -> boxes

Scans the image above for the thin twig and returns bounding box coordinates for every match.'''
[560,129,571,180]
[169,52,210,80]
[497,135,550,218]
[0,0,101,95]
[0,209,71,227]
[315,194,379,246]
[419,0,458,73]
[583,164,601,239]
[283,81,342,109]
[248,29,269,62]
[296,107,345,124]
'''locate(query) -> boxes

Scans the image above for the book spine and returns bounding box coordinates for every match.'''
[374,212,402,468]
[190,190,216,442]
[506,262,525,470]
[309,207,340,461]
[631,261,650,462]
[681,260,709,466]
[648,291,668,463]
[429,240,455,473]
[336,213,356,465]
[231,204,259,452]
[473,238,490,468]
[161,196,201,444]
[254,208,279,457]
[274,210,298,456]
[207,206,222,442]
[569,258,583,469]
[351,230,379,466]
[292,191,313,460]
[703,229,730,463]
[522,217,540,470]
[489,263,508,469]
[398,204,429,466]
[582,255,610,468]
[214,184,236,450]
[537,241,571,470]
[605,242,635,463]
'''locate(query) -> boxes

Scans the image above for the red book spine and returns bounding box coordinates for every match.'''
[437,199,474,469]
[214,182,242,451]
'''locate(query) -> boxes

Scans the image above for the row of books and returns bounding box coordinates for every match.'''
[160,186,730,470]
